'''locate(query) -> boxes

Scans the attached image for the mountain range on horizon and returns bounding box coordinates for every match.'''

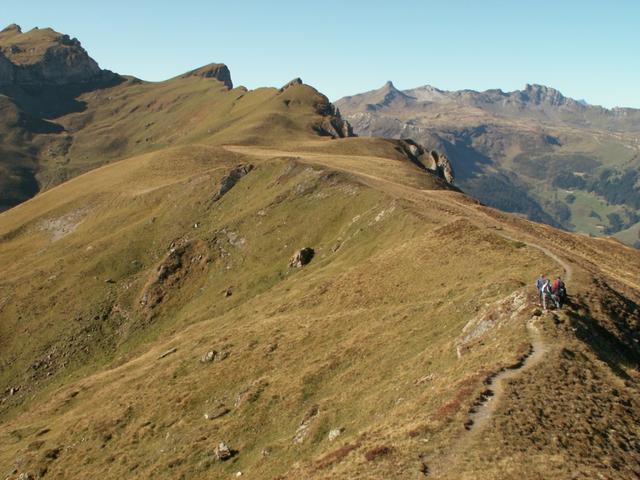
[345,80,640,115]
[336,80,640,248]
[1,23,639,480]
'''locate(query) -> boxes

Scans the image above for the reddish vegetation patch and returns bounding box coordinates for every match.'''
[364,445,393,461]
[315,442,361,469]
[407,423,431,438]
[431,375,482,421]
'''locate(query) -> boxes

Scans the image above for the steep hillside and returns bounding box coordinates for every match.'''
[336,82,640,247]
[1,130,639,479]
[0,25,352,212]
[0,24,639,480]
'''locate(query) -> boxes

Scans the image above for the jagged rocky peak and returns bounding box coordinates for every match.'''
[364,80,414,110]
[518,83,568,106]
[0,23,118,86]
[382,80,397,91]
[180,63,233,89]
[380,80,404,97]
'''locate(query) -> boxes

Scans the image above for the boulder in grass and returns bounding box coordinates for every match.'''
[215,441,234,460]
[289,247,315,268]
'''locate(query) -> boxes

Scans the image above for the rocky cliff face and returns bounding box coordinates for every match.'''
[0,24,117,86]
[316,102,354,138]
[401,139,455,184]
[281,78,354,139]
[180,63,233,89]
[0,51,13,84]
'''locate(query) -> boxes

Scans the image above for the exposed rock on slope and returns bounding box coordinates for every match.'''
[0,51,14,83]
[180,63,233,88]
[280,77,303,92]
[212,164,254,201]
[314,101,354,138]
[0,24,118,86]
[289,247,315,268]
[280,77,354,138]
[400,139,455,184]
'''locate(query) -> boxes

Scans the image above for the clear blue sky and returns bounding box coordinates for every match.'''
[4,0,639,107]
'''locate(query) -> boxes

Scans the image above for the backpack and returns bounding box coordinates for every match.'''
[557,281,566,297]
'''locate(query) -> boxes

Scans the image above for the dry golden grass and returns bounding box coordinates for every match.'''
[0,81,639,480]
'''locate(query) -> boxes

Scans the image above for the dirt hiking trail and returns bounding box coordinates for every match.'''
[431,235,574,477]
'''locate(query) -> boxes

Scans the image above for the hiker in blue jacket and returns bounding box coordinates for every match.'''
[535,273,546,306]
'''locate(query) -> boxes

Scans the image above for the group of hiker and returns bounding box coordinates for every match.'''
[535,274,567,310]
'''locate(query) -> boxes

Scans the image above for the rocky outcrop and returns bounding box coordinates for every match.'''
[315,102,354,138]
[277,78,354,139]
[212,164,254,202]
[200,348,230,363]
[430,150,455,184]
[289,247,315,268]
[518,83,571,108]
[0,25,118,86]
[180,63,233,89]
[280,77,303,92]
[401,139,455,184]
[139,239,210,313]
[293,405,319,444]
[215,441,234,460]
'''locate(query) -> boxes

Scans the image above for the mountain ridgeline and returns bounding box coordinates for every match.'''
[0,24,639,480]
[0,24,365,213]
[336,81,640,248]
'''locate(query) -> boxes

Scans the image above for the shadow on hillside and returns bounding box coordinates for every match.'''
[437,126,494,182]
[0,74,125,119]
[0,150,40,213]
[569,286,640,380]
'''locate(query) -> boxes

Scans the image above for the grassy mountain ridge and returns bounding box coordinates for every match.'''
[336,82,640,247]
[0,24,353,213]
[1,132,639,478]
[0,25,639,480]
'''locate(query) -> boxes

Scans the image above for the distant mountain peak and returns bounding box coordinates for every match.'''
[520,83,568,106]
[415,84,443,92]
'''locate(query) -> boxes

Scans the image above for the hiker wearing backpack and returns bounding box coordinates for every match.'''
[535,274,546,306]
[552,276,567,309]
[541,278,553,310]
